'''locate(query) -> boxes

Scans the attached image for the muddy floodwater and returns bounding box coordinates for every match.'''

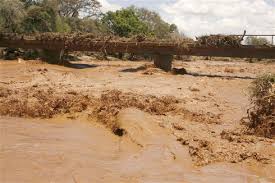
[0,59,275,183]
[1,116,273,183]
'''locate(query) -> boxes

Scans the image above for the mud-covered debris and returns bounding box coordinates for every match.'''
[0,86,180,132]
[224,67,235,73]
[189,86,200,92]
[0,87,13,98]
[188,139,213,166]
[221,129,258,143]
[172,122,185,130]
[174,128,272,166]
[178,108,221,124]
[92,90,179,131]
[177,137,189,145]
[37,68,48,73]
[171,68,187,75]
[0,87,93,118]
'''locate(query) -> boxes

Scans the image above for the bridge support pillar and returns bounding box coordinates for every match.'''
[41,49,66,65]
[154,54,173,72]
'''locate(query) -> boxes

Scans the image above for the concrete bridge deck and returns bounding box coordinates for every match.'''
[1,34,275,71]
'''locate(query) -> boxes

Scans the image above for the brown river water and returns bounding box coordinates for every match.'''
[1,109,274,183]
[1,60,275,183]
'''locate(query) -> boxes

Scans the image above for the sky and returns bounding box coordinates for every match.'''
[98,0,275,38]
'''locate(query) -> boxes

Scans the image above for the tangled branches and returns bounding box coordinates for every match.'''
[196,35,242,47]
[248,74,275,138]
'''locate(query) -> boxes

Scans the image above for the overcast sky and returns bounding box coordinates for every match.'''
[98,0,275,37]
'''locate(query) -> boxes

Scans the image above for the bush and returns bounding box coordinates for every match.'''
[0,0,25,32]
[55,15,71,33]
[101,9,149,37]
[245,36,271,46]
[22,5,56,33]
[248,74,275,138]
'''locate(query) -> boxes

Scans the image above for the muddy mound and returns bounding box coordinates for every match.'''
[0,86,179,130]
[247,74,275,138]
[92,90,179,131]
[0,87,93,118]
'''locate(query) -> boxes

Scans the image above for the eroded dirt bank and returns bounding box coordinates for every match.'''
[0,59,275,182]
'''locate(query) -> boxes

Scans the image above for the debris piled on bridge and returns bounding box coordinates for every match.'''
[0,33,194,50]
[196,35,242,47]
[247,74,275,138]
[0,33,246,51]
[0,32,193,45]
[0,33,24,40]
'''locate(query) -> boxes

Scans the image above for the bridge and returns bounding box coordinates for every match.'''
[1,33,275,71]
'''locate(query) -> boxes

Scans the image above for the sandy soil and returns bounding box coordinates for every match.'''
[0,58,275,183]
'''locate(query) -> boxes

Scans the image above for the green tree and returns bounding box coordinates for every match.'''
[0,0,26,32]
[66,17,108,34]
[55,15,71,32]
[102,9,149,37]
[57,0,101,18]
[22,5,57,32]
[169,24,178,33]
[245,36,270,45]
[128,6,179,39]
[20,0,41,8]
